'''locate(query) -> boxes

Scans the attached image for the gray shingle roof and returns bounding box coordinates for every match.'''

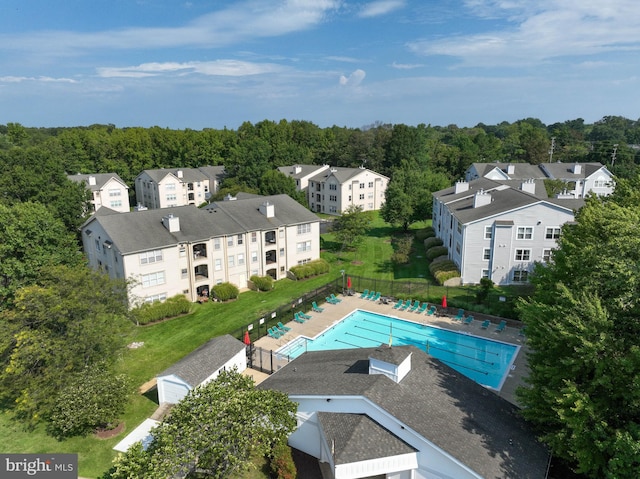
[138,166,225,184]
[277,164,327,179]
[156,334,245,387]
[83,194,318,254]
[259,346,549,479]
[317,412,417,464]
[67,173,127,191]
[308,166,389,184]
[540,162,606,180]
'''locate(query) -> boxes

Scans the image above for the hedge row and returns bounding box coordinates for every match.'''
[424,236,443,250]
[250,274,273,291]
[428,259,460,285]
[212,282,239,301]
[290,258,330,279]
[131,294,191,325]
[426,245,449,261]
[391,235,413,264]
[270,440,297,479]
[415,226,436,242]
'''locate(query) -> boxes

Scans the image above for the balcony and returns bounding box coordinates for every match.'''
[193,243,207,259]
[265,230,276,245]
[265,250,277,265]
[194,264,209,281]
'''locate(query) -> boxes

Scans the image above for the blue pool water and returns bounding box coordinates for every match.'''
[276,309,519,390]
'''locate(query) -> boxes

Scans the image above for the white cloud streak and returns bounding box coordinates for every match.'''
[339,69,366,86]
[97,60,285,79]
[359,0,406,18]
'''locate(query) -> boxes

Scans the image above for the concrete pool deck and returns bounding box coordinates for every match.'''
[247,293,530,407]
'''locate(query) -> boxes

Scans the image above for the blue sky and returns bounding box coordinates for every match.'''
[1,0,638,129]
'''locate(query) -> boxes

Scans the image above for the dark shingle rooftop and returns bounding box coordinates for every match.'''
[260,346,549,479]
[67,173,127,191]
[156,334,245,387]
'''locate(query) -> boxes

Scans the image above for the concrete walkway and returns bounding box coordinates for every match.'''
[251,293,529,406]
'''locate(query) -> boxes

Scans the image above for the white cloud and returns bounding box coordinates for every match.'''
[97,60,286,79]
[339,69,366,86]
[359,0,406,18]
[0,75,77,83]
[391,61,423,69]
[409,1,640,67]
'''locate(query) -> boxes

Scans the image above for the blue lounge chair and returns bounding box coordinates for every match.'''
[371,292,381,302]
[453,308,465,321]
[496,320,507,332]
[416,302,428,314]
[299,310,312,320]
[399,299,411,311]
[365,290,376,300]
[360,289,369,299]
[326,296,338,304]
[312,301,324,313]
[426,305,437,316]
[463,315,474,325]
[268,327,282,338]
[480,319,491,329]
[408,300,420,312]
[294,312,306,323]
[277,321,291,332]
[330,293,342,303]
[392,299,404,309]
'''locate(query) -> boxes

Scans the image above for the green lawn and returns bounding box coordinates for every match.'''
[0,213,525,477]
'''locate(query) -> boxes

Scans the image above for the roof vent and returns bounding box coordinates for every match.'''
[177,170,184,178]
[293,165,302,174]
[259,201,275,218]
[368,346,412,383]
[161,214,180,232]
[473,189,492,208]
[88,175,96,186]
[454,180,469,194]
[572,164,582,174]
[520,179,536,194]
[506,164,515,175]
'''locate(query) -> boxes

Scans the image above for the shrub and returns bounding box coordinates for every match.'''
[426,245,448,261]
[270,440,297,479]
[415,227,435,242]
[290,259,329,279]
[424,236,443,250]
[250,275,273,291]
[428,259,460,285]
[131,294,192,325]
[212,282,239,301]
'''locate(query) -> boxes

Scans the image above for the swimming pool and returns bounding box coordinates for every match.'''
[276,309,519,390]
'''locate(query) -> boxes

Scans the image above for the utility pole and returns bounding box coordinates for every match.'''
[611,144,619,167]
[548,137,556,163]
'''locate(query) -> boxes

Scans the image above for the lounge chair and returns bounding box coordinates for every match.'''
[399,299,411,311]
[299,310,312,320]
[371,292,381,302]
[408,300,420,312]
[416,302,428,314]
[365,290,376,300]
[426,305,437,316]
[330,293,342,303]
[312,301,324,313]
[480,319,491,329]
[463,315,474,325]
[453,308,465,321]
[277,321,291,332]
[294,312,307,323]
[392,299,404,309]
[326,296,338,304]
[360,289,369,299]
[268,327,282,338]
[496,320,507,332]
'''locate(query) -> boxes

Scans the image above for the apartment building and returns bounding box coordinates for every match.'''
[134,166,225,209]
[67,173,130,213]
[81,194,320,306]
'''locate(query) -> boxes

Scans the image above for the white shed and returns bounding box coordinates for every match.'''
[156,334,247,404]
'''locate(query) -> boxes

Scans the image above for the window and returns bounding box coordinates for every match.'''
[329,195,337,202]
[142,271,165,287]
[108,189,121,197]
[481,269,490,279]
[110,200,122,208]
[368,203,374,209]
[483,248,491,261]
[165,183,176,191]
[457,222,462,234]
[227,236,234,247]
[166,194,177,202]
[329,206,337,213]
[251,232,257,243]
[515,249,531,261]
[484,225,492,239]
[95,239,100,252]
[297,224,311,235]
[368,182,373,188]
[140,250,163,264]
[542,248,552,262]
[329,183,337,190]
[545,227,561,239]
[279,229,284,238]
[181,268,188,279]
[251,251,258,263]
[238,253,245,265]
[144,293,167,303]
[214,259,222,271]
[297,240,312,253]
[179,245,186,257]
[280,248,285,257]
[594,177,607,188]
[513,270,529,282]
[237,234,243,245]
[214,238,221,250]
[348,195,352,201]
[228,255,235,268]
[359,183,365,189]
[359,193,365,200]
[517,227,533,240]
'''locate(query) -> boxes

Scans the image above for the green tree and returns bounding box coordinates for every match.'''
[0,265,132,428]
[332,204,371,251]
[0,202,82,307]
[258,169,307,206]
[517,194,640,478]
[108,370,297,479]
[381,161,450,231]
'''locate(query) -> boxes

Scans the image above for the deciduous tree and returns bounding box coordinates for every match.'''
[332,204,371,251]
